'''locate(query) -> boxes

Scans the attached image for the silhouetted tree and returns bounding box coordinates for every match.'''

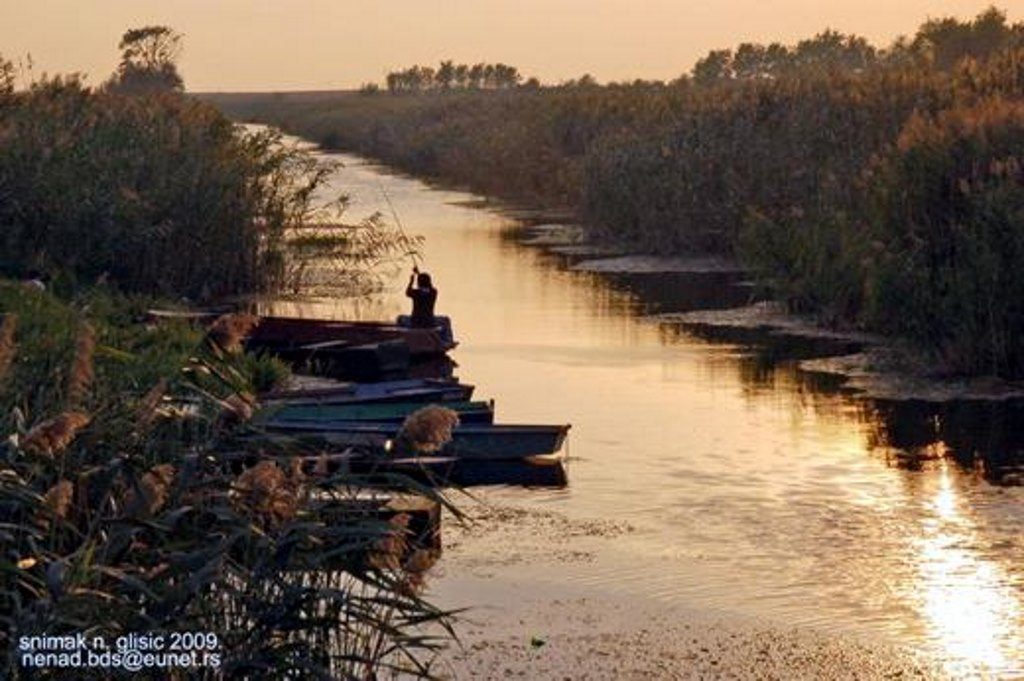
[383,61,532,92]
[436,60,456,90]
[492,63,521,88]
[0,54,14,95]
[106,26,184,94]
[733,43,769,79]
[693,49,733,84]
[792,30,876,72]
[468,63,485,88]
[913,6,1022,70]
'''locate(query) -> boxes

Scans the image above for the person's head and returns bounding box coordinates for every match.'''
[417,272,433,289]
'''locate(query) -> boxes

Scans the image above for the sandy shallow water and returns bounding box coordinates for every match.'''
[430,502,943,680]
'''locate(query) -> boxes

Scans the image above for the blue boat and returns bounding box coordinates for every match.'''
[221,450,567,488]
[246,423,571,460]
[336,454,567,487]
[263,378,474,406]
[255,399,496,425]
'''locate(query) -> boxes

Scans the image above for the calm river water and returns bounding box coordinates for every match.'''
[270,142,1024,678]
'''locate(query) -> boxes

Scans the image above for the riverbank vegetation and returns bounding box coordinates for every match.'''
[1,28,449,677]
[0,29,416,301]
[0,283,450,677]
[206,7,1024,377]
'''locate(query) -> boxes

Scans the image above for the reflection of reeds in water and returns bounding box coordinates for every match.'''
[66,321,95,407]
[866,399,1024,485]
[0,314,16,382]
[20,411,91,456]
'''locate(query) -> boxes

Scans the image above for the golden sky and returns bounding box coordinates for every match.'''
[3,1,1018,91]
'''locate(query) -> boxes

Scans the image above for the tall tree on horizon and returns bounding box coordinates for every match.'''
[106,26,184,94]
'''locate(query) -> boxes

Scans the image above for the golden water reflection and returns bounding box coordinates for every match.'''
[914,461,1023,677]
[264,136,1024,675]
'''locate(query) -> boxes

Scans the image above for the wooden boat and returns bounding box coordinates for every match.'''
[145,311,457,381]
[245,316,456,358]
[323,454,567,488]
[255,399,496,425]
[246,423,571,460]
[221,450,567,488]
[262,378,475,406]
[263,338,412,381]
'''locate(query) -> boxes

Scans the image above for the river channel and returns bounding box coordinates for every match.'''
[267,140,1024,678]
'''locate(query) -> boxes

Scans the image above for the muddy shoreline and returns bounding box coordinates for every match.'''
[505,217,1024,405]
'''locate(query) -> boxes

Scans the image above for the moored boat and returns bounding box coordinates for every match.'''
[255,399,496,425]
[262,378,475,406]
[244,423,571,460]
[245,316,456,358]
[219,449,568,488]
[262,338,412,381]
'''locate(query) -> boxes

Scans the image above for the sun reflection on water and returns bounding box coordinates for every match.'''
[914,461,1023,677]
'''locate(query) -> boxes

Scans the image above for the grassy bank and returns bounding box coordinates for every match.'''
[206,8,1024,377]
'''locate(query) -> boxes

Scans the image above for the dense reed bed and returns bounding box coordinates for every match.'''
[207,9,1024,377]
[0,283,452,678]
[0,74,416,301]
[1,33,450,676]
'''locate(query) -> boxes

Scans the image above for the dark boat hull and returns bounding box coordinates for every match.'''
[263,379,475,406]
[221,450,567,488]
[255,399,495,425]
[248,423,571,459]
[265,339,412,381]
[246,316,456,358]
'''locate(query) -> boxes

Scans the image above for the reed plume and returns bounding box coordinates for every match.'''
[369,512,410,571]
[219,391,255,426]
[20,411,91,456]
[39,479,74,525]
[124,464,175,518]
[0,314,16,382]
[66,321,95,407]
[206,313,259,354]
[135,378,167,429]
[396,406,459,454]
[233,460,302,525]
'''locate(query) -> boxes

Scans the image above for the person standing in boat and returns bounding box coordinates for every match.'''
[406,266,438,328]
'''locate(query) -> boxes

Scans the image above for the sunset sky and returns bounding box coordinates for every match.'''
[4,1,1018,91]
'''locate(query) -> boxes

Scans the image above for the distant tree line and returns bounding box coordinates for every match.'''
[688,6,1023,84]
[220,6,1024,377]
[368,7,1024,94]
[379,61,534,94]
